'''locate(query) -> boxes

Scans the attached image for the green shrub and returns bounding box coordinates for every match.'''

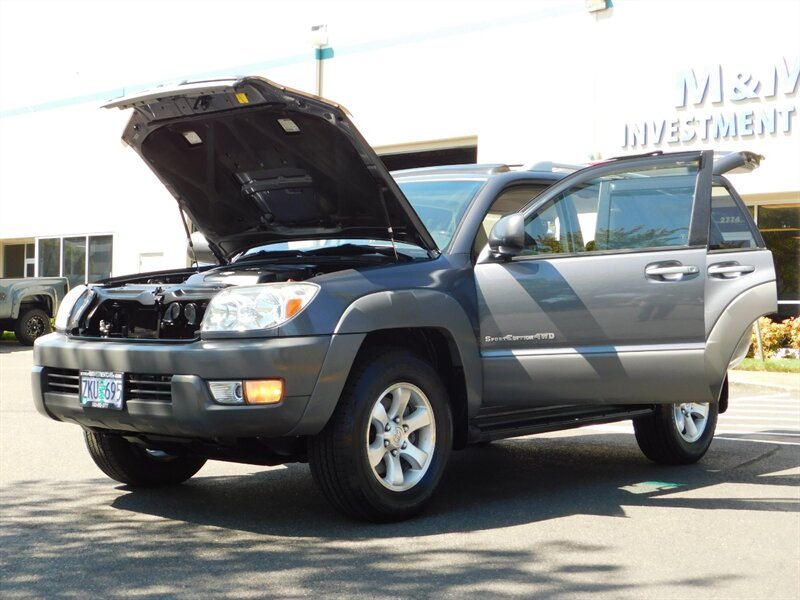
[786,316,800,350]
[748,316,800,358]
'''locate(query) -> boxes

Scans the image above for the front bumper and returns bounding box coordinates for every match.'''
[32,333,332,438]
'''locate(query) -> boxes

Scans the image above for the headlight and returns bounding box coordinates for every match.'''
[55,285,95,333]
[201,283,319,333]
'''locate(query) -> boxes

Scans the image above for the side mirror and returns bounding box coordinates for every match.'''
[488,214,525,258]
[188,231,218,265]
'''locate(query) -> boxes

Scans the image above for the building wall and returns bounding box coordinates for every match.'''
[0,0,797,288]
[0,106,187,277]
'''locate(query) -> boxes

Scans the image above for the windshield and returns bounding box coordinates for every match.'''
[397,179,485,248]
[234,178,485,261]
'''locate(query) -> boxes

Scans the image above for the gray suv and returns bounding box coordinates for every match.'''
[32,77,777,521]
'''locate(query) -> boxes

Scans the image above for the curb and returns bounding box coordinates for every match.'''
[728,371,800,394]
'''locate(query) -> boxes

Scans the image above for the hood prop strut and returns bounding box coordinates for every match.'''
[377,186,399,262]
[178,204,200,270]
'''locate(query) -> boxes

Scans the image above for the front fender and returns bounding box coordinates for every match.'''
[289,290,482,435]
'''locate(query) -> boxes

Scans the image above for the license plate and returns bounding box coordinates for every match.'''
[80,371,124,410]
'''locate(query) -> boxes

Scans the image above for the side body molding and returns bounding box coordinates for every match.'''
[290,290,482,436]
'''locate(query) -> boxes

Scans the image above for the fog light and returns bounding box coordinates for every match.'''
[244,380,284,404]
[209,381,244,404]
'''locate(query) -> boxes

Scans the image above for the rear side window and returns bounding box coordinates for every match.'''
[709,186,759,250]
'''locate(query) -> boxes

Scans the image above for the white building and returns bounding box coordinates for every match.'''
[1,0,797,314]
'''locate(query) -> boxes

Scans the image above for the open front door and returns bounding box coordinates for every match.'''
[476,151,718,410]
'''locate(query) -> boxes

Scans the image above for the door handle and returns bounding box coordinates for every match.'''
[708,263,755,278]
[645,264,700,281]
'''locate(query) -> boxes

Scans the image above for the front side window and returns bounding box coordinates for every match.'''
[523,160,699,256]
[476,186,546,256]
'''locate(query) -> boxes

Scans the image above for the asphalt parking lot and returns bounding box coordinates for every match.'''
[1,342,798,599]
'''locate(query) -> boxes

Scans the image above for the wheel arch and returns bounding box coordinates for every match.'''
[13,292,55,319]
[291,290,481,448]
[351,327,471,449]
[704,280,777,402]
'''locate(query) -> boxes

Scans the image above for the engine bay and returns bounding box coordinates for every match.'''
[73,257,376,340]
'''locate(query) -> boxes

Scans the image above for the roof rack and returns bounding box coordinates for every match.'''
[390,164,511,176]
[522,161,585,174]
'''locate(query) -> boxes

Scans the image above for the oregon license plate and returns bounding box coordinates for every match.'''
[80,371,124,410]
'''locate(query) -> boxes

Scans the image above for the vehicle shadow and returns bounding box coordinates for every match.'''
[114,432,798,536]
[1,433,793,597]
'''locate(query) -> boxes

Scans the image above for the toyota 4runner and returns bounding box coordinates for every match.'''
[32,77,777,521]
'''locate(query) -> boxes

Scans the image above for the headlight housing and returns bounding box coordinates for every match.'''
[201,283,319,333]
[55,285,95,333]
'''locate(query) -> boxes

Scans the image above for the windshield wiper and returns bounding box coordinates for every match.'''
[235,244,415,264]
[234,249,307,263]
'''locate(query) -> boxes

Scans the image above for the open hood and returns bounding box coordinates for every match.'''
[104,77,438,260]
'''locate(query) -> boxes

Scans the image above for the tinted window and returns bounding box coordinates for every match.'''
[2,244,24,278]
[709,186,758,250]
[758,203,799,307]
[38,239,60,277]
[88,235,114,282]
[523,160,699,255]
[63,237,86,289]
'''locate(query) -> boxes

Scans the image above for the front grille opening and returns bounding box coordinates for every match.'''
[45,369,173,403]
[47,368,80,394]
[127,374,172,401]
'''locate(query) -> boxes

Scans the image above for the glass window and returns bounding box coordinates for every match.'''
[38,239,60,277]
[476,186,545,255]
[758,204,799,311]
[2,244,24,278]
[709,186,758,250]
[62,237,86,289]
[35,235,114,285]
[524,160,698,255]
[88,235,113,282]
[398,179,484,249]
[523,197,580,254]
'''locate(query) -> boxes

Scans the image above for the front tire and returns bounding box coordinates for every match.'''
[84,430,206,486]
[308,349,452,522]
[15,307,51,346]
[633,401,718,465]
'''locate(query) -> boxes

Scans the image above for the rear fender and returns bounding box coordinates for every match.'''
[705,281,777,401]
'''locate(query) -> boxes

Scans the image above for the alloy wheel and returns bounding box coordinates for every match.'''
[366,382,436,492]
[673,402,710,443]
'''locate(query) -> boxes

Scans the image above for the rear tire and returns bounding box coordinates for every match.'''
[633,401,718,465]
[308,349,452,522]
[15,307,50,346]
[84,430,206,486]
